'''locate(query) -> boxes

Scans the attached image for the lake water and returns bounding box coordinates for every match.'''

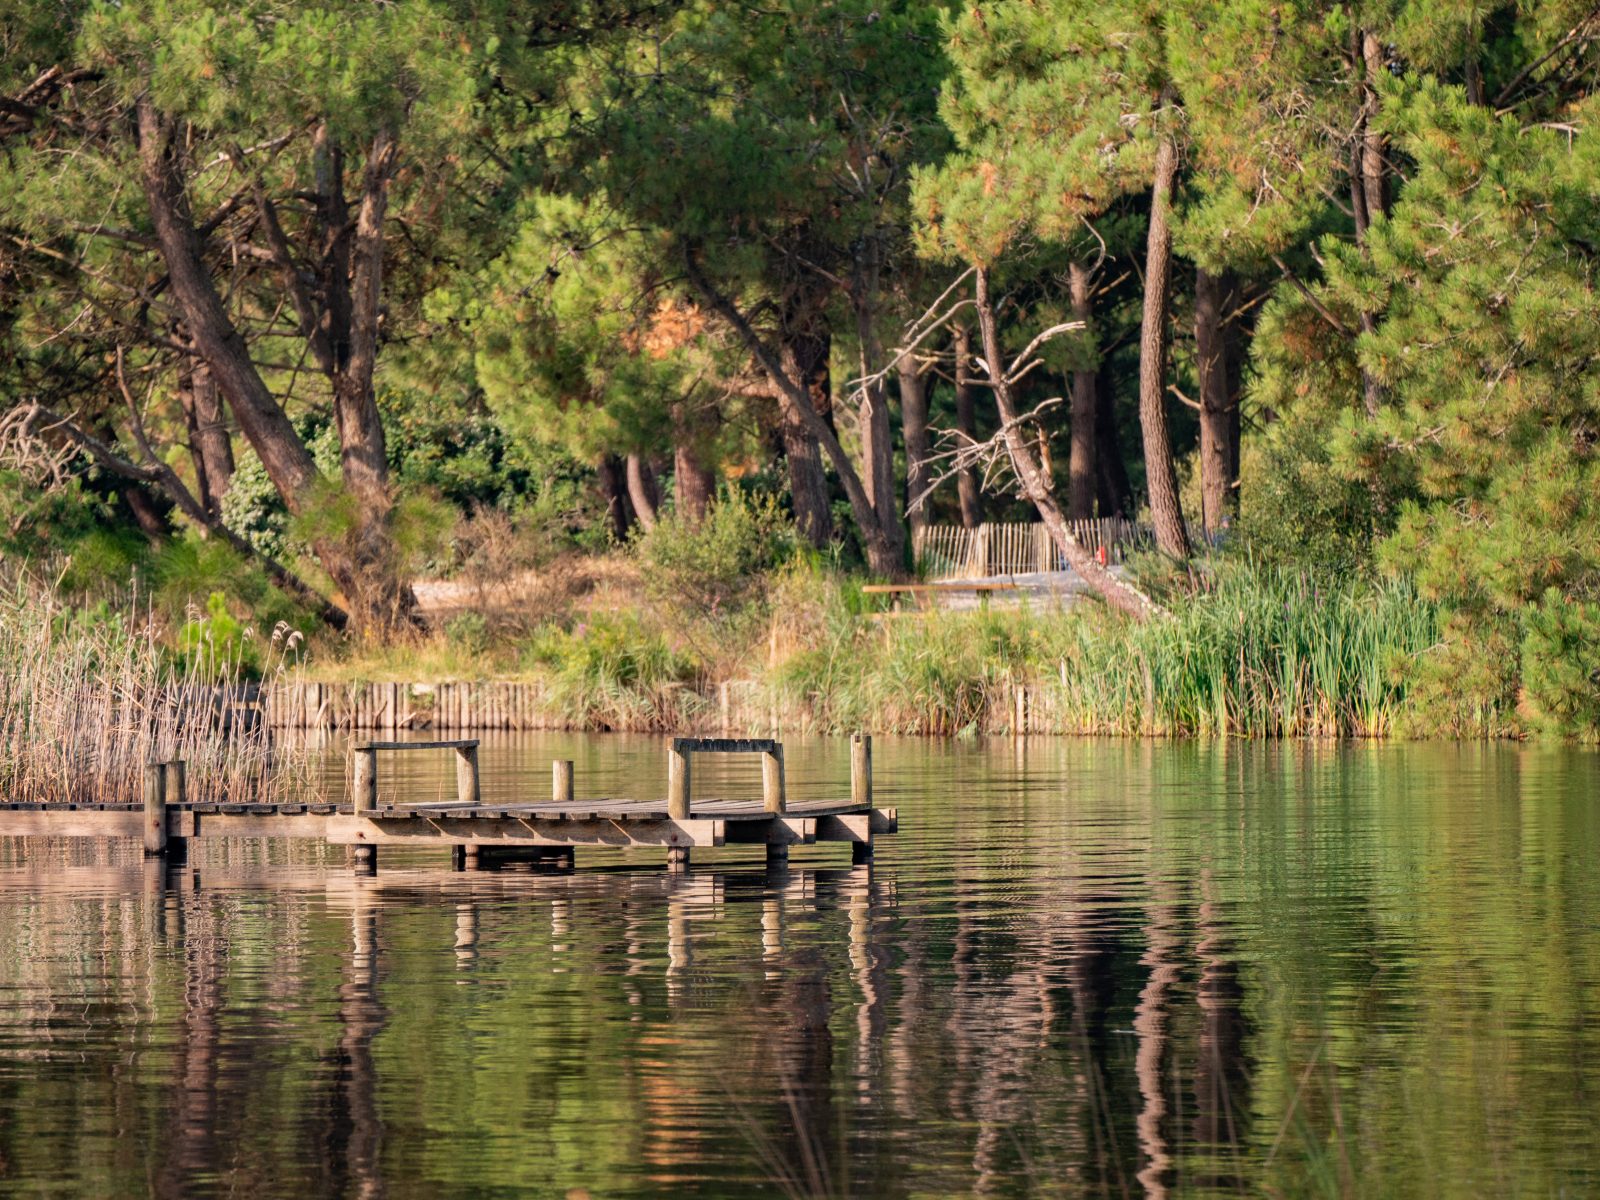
[1,735,1597,1198]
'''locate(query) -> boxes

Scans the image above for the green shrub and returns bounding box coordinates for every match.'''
[633,490,793,617]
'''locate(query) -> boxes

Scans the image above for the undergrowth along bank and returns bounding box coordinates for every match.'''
[285,564,1448,739]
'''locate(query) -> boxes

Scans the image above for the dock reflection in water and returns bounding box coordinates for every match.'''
[0,735,1597,1198]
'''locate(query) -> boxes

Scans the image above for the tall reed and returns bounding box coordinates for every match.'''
[770,564,1440,737]
[0,580,311,804]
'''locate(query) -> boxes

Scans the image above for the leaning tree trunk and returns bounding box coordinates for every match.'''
[683,245,903,578]
[1066,262,1098,521]
[1194,267,1240,540]
[974,267,1156,620]
[137,102,362,628]
[952,324,984,529]
[898,348,931,538]
[1138,126,1193,560]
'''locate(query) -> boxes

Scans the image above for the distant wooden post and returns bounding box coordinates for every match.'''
[667,744,692,820]
[352,747,378,814]
[455,744,480,806]
[850,733,872,807]
[164,759,187,807]
[552,759,574,804]
[142,763,167,856]
[761,745,786,814]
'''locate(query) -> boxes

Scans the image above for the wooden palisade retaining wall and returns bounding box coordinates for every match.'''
[253,678,1076,736]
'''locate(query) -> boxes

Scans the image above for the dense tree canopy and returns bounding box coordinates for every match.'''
[4,0,1600,729]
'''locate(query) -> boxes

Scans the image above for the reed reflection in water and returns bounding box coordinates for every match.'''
[0,735,1597,1198]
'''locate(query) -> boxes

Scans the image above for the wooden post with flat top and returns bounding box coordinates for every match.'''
[667,743,692,820]
[850,733,872,806]
[761,745,786,813]
[553,759,574,804]
[142,763,167,856]
[456,743,480,806]
[352,747,377,814]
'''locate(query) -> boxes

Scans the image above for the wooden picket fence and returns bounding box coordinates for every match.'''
[912,519,1148,579]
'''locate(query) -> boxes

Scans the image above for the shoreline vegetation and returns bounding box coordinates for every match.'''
[6,2,1600,756]
[275,559,1446,739]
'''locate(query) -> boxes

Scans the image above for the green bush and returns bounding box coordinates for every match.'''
[633,490,793,617]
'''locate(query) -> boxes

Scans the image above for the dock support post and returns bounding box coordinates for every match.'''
[463,844,481,871]
[553,759,574,804]
[142,763,167,856]
[667,846,690,872]
[352,747,378,813]
[667,744,691,820]
[455,743,480,807]
[762,745,786,813]
[353,844,376,874]
[163,759,188,862]
[851,732,873,807]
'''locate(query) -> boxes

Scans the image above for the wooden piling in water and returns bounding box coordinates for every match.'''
[352,748,378,814]
[762,745,786,814]
[553,760,574,804]
[851,733,872,807]
[455,744,480,806]
[142,763,167,856]
[667,745,691,820]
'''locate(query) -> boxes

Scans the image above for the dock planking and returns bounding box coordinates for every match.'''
[0,734,896,874]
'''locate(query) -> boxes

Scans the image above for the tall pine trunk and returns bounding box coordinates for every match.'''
[674,442,715,526]
[952,324,984,529]
[898,348,931,537]
[1067,262,1098,521]
[1138,127,1192,559]
[1095,368,1133,518]
[625,454,659,531]
[1194,267,1240,540]
[778,329,834,548]
[178,359,233,518]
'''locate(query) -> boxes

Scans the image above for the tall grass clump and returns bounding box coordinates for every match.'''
[523,613,706,731]
[0,579,312,804]
[1053,564,1440,736]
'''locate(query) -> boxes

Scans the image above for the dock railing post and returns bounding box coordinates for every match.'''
[850,733,872,806]
[667,742,692,820]
[163,759,188,863]
[762,745,786,814]
[352,747,378,814]
[142,763,167,856]
[456,743,481,806]
[553,759,574,804]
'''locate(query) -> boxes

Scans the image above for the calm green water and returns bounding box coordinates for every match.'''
[1,736,1597,1198]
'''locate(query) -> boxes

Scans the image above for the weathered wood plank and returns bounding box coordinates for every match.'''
[325,814,725,848]
[671,737,780,754]
[354,739,481,752]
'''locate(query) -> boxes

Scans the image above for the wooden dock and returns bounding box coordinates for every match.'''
[0,734,897,874]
